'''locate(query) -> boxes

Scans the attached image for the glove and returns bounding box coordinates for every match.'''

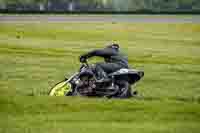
[79,55,87,63]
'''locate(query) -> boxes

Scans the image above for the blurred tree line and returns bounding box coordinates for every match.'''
[0,0,200,13]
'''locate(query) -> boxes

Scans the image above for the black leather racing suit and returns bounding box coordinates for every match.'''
[81,47,128,79]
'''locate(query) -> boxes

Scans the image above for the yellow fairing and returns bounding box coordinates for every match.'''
[49,81,72,96]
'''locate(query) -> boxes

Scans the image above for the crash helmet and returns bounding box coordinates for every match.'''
[106,43,120,51]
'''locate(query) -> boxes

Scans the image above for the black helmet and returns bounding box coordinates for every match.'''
[106,43,120,50]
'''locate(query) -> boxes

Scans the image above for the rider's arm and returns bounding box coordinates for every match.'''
[83,48,117,59]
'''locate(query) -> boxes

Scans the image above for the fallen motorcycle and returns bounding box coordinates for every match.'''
[49,60,144,98]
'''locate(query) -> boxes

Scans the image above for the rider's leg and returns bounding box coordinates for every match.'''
[98,63,122,73]
[94,63,123,82]
[95,63,108,80]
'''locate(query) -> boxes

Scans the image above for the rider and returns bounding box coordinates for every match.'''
[79,43,129,82]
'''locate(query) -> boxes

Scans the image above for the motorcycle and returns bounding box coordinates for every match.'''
[49,60,144,98]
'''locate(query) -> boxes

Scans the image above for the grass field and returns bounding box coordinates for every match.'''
[0,20,200,133]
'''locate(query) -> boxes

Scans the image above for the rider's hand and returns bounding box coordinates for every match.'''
[80,56,87,63]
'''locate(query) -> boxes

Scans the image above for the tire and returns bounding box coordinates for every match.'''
[118,83,133,98]
[126,86,133,97]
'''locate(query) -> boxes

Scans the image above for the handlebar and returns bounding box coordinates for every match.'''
[81,59,89,67]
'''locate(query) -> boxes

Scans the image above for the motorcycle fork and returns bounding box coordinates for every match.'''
[111,76,115,87]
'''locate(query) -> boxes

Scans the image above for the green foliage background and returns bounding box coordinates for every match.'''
[0,0,200,12]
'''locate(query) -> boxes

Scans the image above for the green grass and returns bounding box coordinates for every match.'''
[0,20,200,133]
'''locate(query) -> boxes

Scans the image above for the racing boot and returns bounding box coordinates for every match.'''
[96,70,110,83]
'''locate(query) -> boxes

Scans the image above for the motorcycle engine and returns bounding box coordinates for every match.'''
[77,76,96,96]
